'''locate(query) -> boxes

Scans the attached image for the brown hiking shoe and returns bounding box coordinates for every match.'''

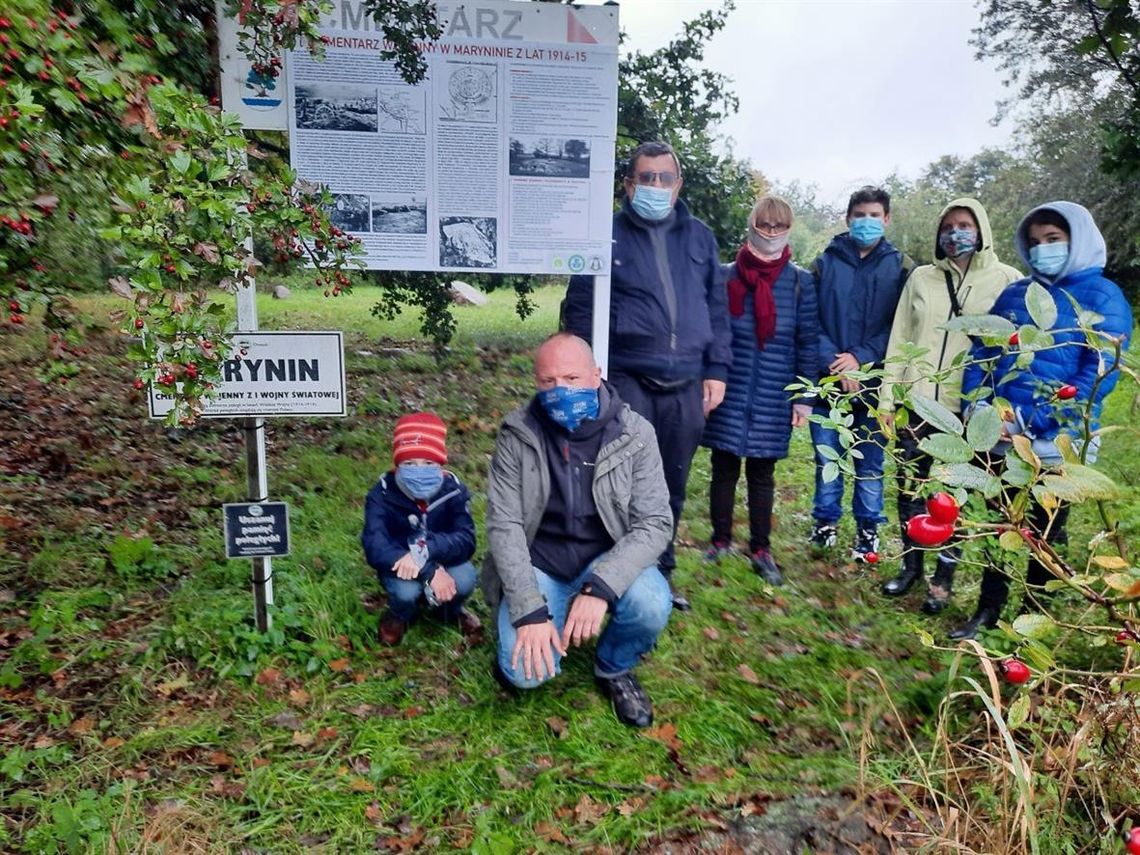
[378,613,408,646]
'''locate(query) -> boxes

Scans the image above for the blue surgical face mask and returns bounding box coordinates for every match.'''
[538,386,599,432]
[630,184,675,221]
[939,228,977,258]
[849,216,885,247]
[1028,242,1069,277]
[395,462,444,500]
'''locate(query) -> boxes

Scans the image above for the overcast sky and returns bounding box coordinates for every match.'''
[613,0,1018,207]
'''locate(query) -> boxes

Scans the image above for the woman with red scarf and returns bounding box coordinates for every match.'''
[700,196,820,585]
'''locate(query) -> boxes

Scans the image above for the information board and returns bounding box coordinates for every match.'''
[285,0,619,275]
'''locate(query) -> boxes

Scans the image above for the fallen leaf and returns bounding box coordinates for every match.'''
[738,664,761,685]
[68,716,95,736]
[270,711,302,730]
[403,705,424,719]
[365,802,383,823]
[645,721,682,751]
[255,667,282,686]
[545,716,568,739]
[251,757,271,769]
[349,704,375,718]
[495,766,518,789]
[291,731,314,747]
[209,775,246,800]
[102,736,125,749]
[349,777,375,793]
[573,794,607,825]
[206,751,234,768]
[535,821,569,843]
[288,688,311,706]
[644,774,669,790]
[702,626,720,641]
[618,797,646,817]
[328,658,350,673]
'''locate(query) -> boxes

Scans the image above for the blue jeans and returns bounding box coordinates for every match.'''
[810,403,887,527]
[496,560,671,689]
[380,561,476,622]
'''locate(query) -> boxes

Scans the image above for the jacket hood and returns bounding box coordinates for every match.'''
[1014,201,1106,283]
[933,196,1000,270]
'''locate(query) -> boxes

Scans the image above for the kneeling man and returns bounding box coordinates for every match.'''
[483,333,673,727]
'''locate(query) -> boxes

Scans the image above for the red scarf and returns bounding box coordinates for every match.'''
[727,244,790,348]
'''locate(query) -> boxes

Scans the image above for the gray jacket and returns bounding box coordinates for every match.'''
[482,400,673,625]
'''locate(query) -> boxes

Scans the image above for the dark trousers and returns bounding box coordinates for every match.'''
[978,497,1071,611]
[896,424,960,562]
[609,370,706,576]
[709,449,776,552]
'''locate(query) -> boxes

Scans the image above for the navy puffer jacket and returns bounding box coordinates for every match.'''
[962,201,1132,462]
[702,260,820,459]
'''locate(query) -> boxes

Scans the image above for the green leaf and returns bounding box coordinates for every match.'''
[910,394,963,436]
[999,530,1024,551]
[1007,693,1030,729]
[932,462,997,491]
[1012,613,1055,640]
[919,433,974,463]
[941,314,1017,337]
[1020,638,1055,671]
[171,150,193,175]
[816,444,840,461]
[966,405,1002,452]
[1001,454,1033,487]
[1035,463,1122,502]
[1025,281,1057,330]
[821,461,840,484]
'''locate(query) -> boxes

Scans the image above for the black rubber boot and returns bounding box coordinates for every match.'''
[921,552,957,614]
[881,550,924,597]
[948,606,1000,641]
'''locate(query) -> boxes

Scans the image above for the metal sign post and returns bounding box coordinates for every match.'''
[236,277,274,632]
[591,274,612,377]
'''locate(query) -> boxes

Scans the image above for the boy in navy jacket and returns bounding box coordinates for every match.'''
[362,412,479,645]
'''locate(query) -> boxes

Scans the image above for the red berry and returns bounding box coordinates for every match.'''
[1008,331,1019,346]
[133,378,144,390]
[1115,629,1137,645]
[9,313,23,325]
[1124,827,1140,855]
[1055,384,1078,400]
[185,363,198,378]
[134,318,144,329]
[906,514,954,547]
[864,551,878,564]
[925,492,960,525]
[7,300,18,311]
[999,658,1031,685]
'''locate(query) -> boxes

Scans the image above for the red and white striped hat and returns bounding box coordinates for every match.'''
[392,412,447,466]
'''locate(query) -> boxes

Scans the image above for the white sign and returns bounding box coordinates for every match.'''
[215,1,289,131]
[284,0,619,275]
[149,331,347,419]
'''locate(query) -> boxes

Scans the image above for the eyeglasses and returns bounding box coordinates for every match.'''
[754,222,790,234]
[633,170,679,188]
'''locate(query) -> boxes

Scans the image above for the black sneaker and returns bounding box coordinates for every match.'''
[703,540,733,563]
[595,672,653,728]
[851,526,879,563]
[810,522,838,551]
[750,548,784,586]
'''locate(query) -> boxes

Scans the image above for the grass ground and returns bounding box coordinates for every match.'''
[1,282,1137,852]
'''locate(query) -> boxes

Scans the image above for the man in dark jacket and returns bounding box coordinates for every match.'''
[484,333,673,727]
[562,141,731,610]
[810,185,908,562]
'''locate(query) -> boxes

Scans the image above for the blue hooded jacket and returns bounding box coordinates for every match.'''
[361,470,476,582]
[563,198,731,383]
[812,232,908,381]
[701,260,820,459]
[961,201,1133,462]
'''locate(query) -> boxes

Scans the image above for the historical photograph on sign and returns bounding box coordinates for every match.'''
[439,63,497,123]
[509,136,591,179]
[372,196,428,234]
[377,86,427,135]
[295,83,378,132]
[329,193,370,232]
[439,216,497,268]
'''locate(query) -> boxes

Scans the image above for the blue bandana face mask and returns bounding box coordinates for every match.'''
[1028,242,1069,277]
[538,386,599,432]
[849,216,885,247]
[630,185,674,221]
[395,462,444,500]
[939,227,977,258]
